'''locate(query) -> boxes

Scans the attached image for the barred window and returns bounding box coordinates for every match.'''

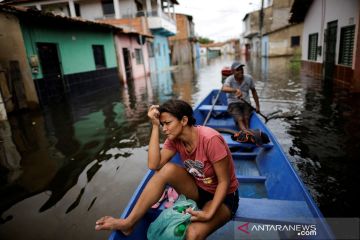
[147,42,154,57]
[308,33,318,61]
[339,25,355,66]
[102,0,114,16]
[135,49,143,64]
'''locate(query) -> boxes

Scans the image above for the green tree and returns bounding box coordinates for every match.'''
[198,36,214,44]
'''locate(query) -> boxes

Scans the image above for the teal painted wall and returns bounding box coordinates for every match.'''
[20,20,117,79]
[152,32,171,72]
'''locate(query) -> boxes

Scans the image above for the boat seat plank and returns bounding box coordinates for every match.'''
[232,152,258,160]
[236,175,266,183]
[233,159,260,176]
[198,104,228,112]
[235,198,315,224]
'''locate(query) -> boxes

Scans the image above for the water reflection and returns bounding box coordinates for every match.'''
[287,77,360,217]
[1,55,359,240]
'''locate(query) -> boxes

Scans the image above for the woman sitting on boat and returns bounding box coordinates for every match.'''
[95,99,239,239]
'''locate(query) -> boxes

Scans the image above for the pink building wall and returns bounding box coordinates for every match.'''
[115,34,150,83]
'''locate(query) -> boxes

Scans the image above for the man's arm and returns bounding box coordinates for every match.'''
[222,85,242,98]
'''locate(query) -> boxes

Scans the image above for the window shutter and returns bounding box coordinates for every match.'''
[308,33,318,61]
[339,25,355,66]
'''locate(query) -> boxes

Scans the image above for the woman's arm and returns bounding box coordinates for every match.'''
[147,105,175,170]
[188,156,230,221]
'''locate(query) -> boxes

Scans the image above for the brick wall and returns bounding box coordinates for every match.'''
[301,61,354,89]
[169,14,190,41]
[98,17,151,36]
[352,6,360,92]
[301,61,323,79]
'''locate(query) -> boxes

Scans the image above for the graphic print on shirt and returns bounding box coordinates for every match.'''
[184,159,214,184]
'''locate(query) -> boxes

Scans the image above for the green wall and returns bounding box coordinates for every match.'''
[20,19,117,79]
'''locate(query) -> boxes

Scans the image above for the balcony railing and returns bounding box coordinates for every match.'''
[122,10,175,24]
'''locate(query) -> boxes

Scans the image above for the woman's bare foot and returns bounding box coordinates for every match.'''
[95,216,134,235]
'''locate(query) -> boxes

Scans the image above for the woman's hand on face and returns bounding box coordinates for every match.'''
[148,105,160,126]
[186,209,212,222]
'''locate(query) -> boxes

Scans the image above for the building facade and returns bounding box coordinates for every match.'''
[168,14,198,66]
[242,0,303,58]
[290,0,360,91]
[4,0,178,76]
[0,5,120,107]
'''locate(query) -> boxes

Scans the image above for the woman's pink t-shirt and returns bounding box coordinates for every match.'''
[163,126,239,194]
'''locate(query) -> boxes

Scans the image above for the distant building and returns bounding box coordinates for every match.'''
[200,42,225,58]
[168,13,199,65]
[242,0,303,58]
[290,0,360,92]
[222,39,240,56]
[97,18,152,82]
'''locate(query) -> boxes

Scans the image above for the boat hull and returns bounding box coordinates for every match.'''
[109,90,334,240]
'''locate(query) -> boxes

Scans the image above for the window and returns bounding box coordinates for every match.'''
[135,49,143,64]
[92,45,106,69]
[75,3,81,17]
[157,43,161,56]
[291,36,300,47]
[339,25,355,66]
[308,33,318,60]
[147,42,154,57]
[101,0,114,16]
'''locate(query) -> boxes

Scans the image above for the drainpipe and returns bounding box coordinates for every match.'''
[259,0,264,57]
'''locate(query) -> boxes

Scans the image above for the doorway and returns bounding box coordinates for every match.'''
[122,48,132,81]
[36,42,65,104]
[324,21,337,81]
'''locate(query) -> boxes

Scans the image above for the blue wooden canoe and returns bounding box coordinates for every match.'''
[109,90,334,240]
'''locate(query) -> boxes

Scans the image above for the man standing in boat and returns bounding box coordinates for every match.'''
[222,61,260,130]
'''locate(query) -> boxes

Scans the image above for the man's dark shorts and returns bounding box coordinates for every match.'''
[227,102,252,120]
[197,186,239,218]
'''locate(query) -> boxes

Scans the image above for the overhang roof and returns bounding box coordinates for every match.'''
[0,4,123,32]
[289,0,313,23]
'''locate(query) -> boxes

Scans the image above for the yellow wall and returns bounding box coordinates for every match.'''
[0,12,39,108]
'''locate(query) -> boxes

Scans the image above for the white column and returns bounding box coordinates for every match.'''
[146,0,152,15]
[157,0,162,16]
[113,0,120,19]
[166,0,170,18]
[0,91,7,121]
[35,4,42,10]
[172,4,175,20]
[68,0,76,17]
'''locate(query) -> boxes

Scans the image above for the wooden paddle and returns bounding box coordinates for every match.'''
[202,86,224,126]
[239,97,270,122]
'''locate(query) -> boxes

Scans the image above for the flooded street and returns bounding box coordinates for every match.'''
[1,55,359,240]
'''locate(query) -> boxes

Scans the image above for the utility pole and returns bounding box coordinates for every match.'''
[259,0,264,58]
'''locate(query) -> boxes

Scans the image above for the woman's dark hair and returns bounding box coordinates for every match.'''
[159,99,196,126]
